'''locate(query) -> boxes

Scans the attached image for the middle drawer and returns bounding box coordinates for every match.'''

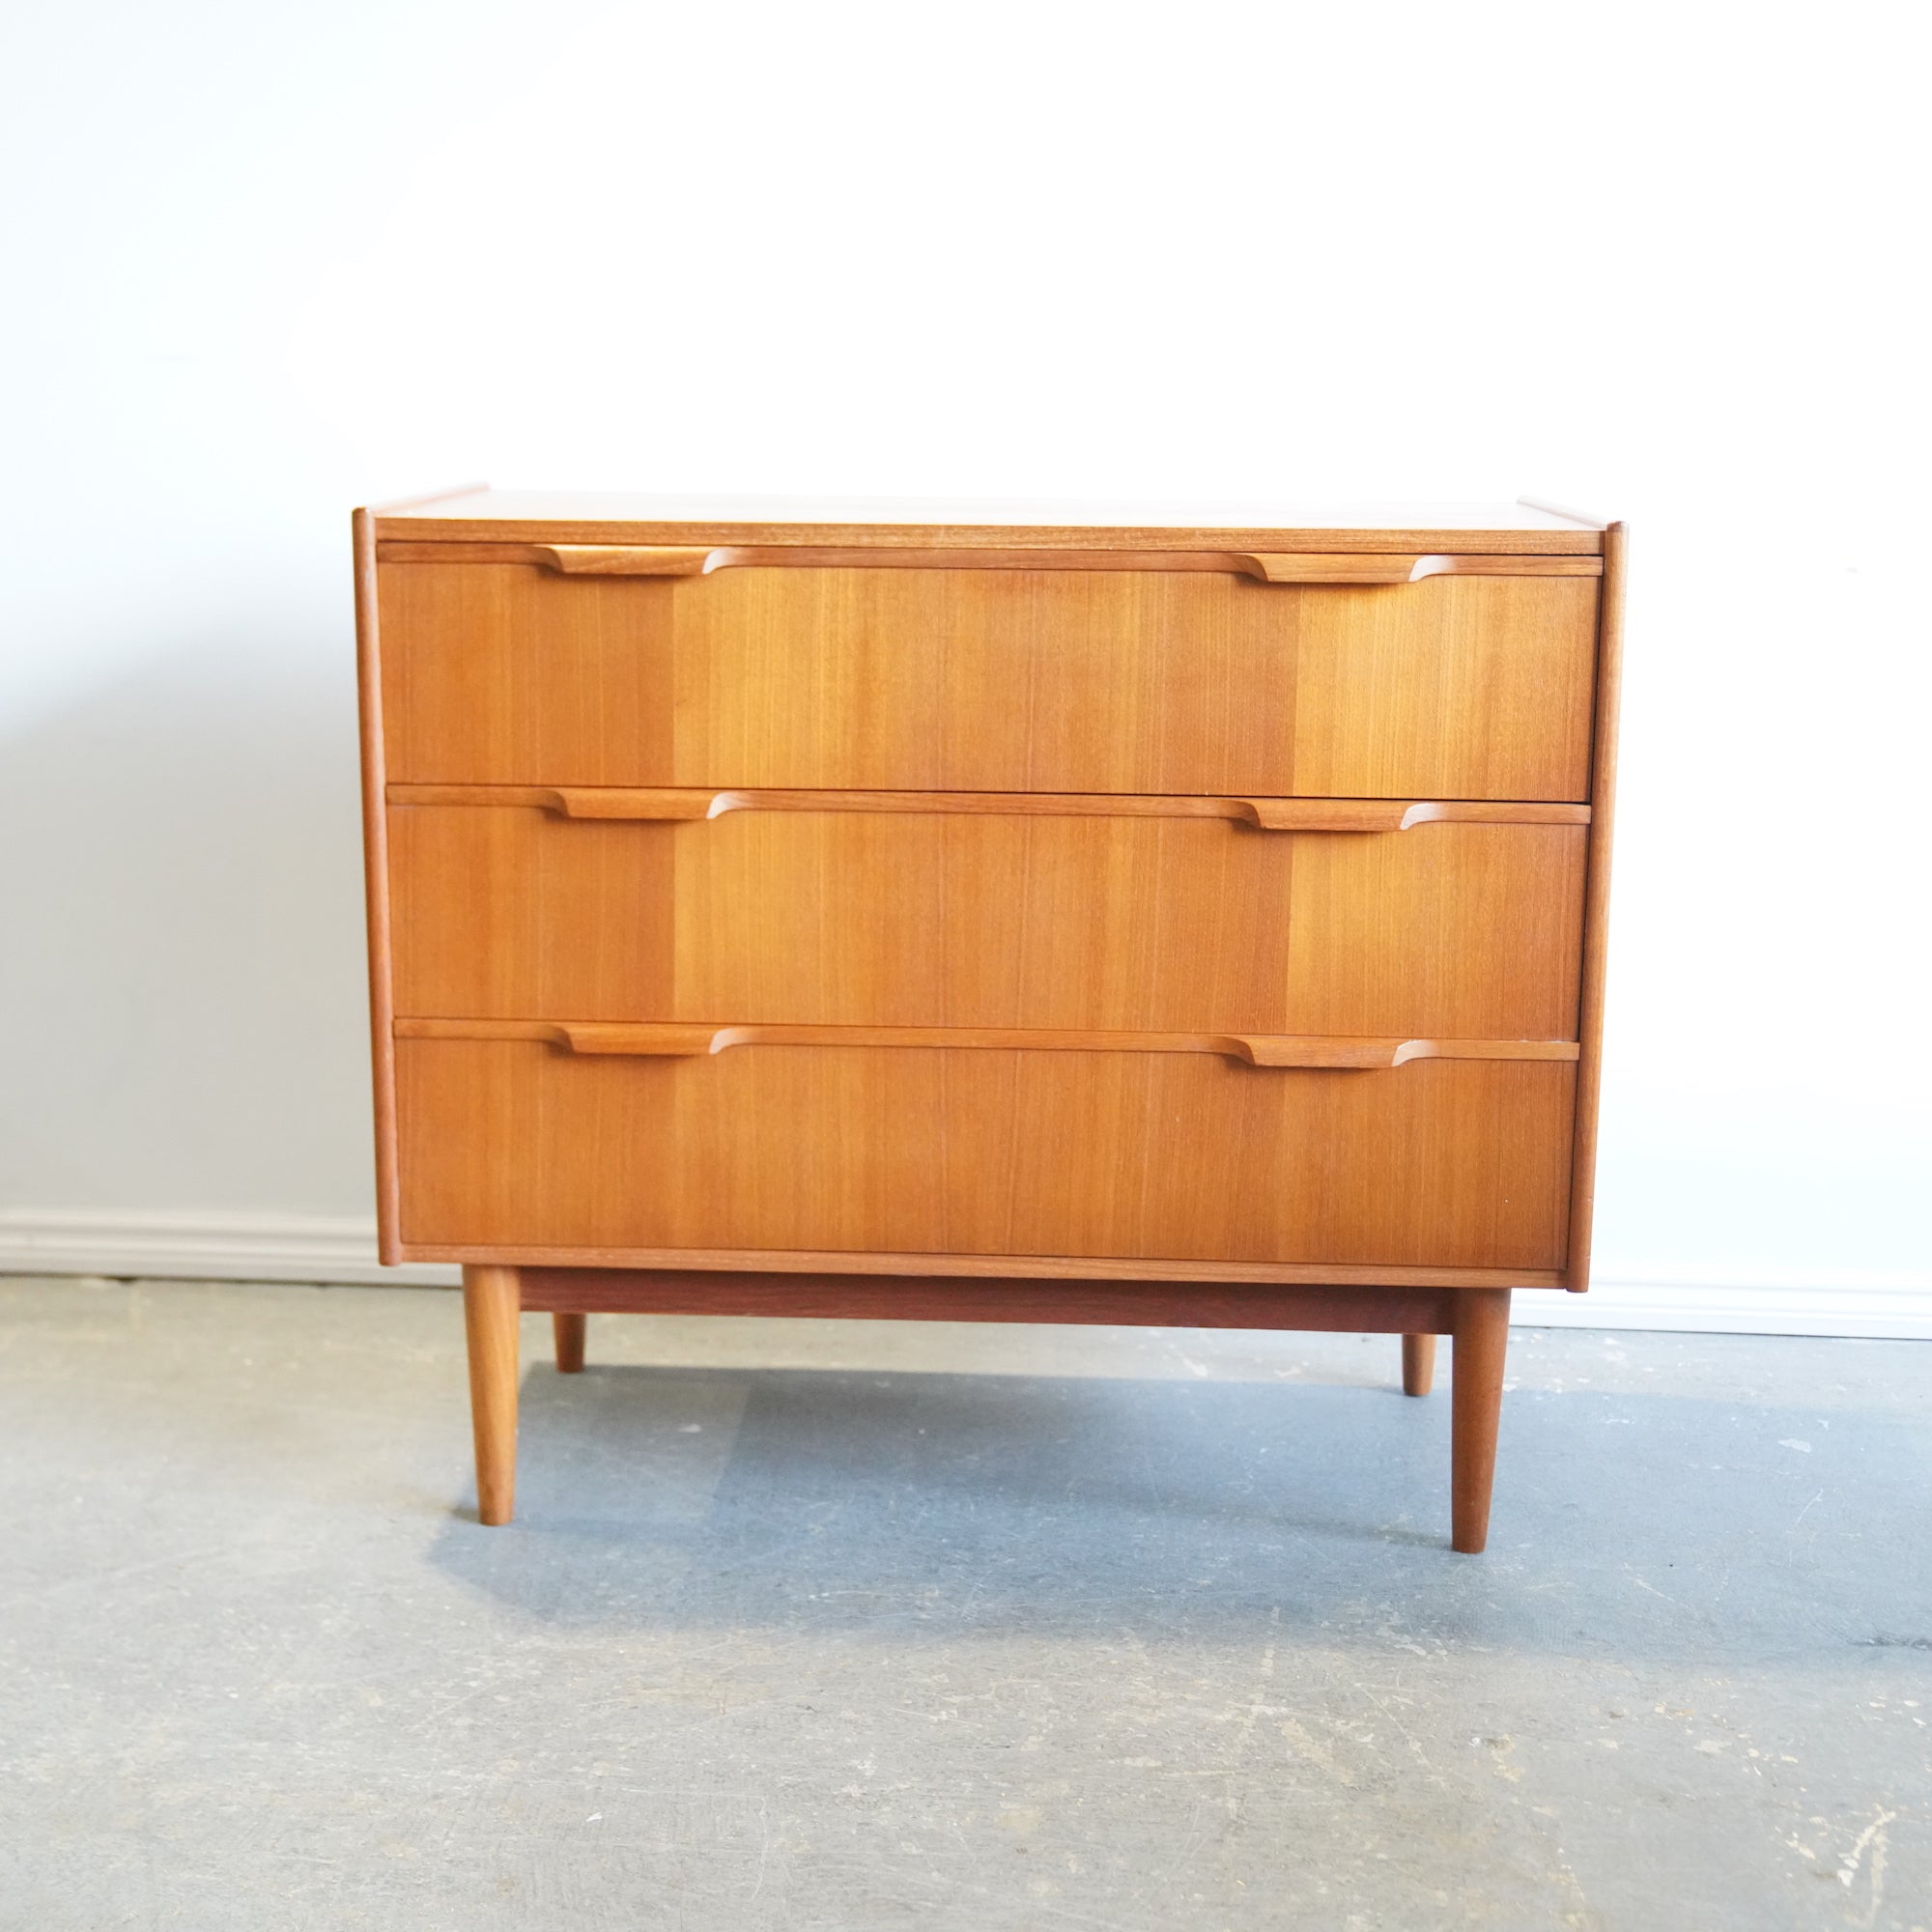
[389,789,1586,1038]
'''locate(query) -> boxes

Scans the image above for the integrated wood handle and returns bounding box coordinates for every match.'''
[388,785,1591,833]
[531,545,714,576]
[398,1018,1580,1069]
[518,544,1603,582]
[378,540,1604,582]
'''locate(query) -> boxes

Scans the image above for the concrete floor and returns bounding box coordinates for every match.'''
[0,1278,1927,1931]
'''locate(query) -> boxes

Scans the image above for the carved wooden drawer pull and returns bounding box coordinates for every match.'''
[523,545,1605,582]
[397,1017,1581,1069]
[376,540,1604,582]
[387,784,1590,833]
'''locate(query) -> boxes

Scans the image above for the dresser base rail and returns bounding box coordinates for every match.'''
[516,1266,1461,1331]
[462,1264,1512,1552]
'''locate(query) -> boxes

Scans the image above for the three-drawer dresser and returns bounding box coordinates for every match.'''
[355,490,1624,1551]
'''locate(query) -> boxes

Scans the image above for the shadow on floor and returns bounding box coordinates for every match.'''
[426,1359,1932,1662]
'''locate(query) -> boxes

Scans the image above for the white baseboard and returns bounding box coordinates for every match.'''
[1511,1265,1932,1340]
[0,1210,1926,1338]
[0,1209,458,1288]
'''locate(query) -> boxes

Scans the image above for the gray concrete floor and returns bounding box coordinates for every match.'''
[1,1277,1927,1931]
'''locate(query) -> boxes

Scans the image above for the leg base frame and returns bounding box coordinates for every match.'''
[519,1268,1465,1333]
[463,1266,1516,1548]
[1450,1288,1511,1553]
[1402,1332,1436,1397]
[461,1264,521,1526]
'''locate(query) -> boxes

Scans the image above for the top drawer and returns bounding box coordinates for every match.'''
[377,556,1599,799]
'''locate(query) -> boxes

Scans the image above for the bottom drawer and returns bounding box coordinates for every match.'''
[395,1037,1574,1270]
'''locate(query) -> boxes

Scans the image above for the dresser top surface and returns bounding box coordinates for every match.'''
[367,489,1607,554]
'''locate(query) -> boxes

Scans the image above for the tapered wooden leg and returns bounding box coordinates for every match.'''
[462,1264,521,1526]
[1401,1333,1436,1396]
[1450,1288,1511,1553]
[554,1311,586,1374]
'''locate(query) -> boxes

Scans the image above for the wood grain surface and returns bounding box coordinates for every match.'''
[378,563,1598,799]
[395,1038,1575,1268]
[387,802,1586,1037]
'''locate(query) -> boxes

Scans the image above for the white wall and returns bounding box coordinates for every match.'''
[3,0,1928,1326]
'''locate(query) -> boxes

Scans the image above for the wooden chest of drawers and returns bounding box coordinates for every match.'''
[355,492,1625,1551]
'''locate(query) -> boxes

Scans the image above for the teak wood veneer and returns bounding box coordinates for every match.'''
[355,489,1626,1552]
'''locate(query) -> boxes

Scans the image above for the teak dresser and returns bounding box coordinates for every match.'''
[355,490,1625,1551]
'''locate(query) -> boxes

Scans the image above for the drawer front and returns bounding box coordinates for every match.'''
[395,1037,1574,1268]
[388,795,1586,1038]
[378,563,1598,798]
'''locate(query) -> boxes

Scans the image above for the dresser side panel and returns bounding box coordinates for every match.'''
[355,513,402,1261]
[1565,522,1628,1290]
